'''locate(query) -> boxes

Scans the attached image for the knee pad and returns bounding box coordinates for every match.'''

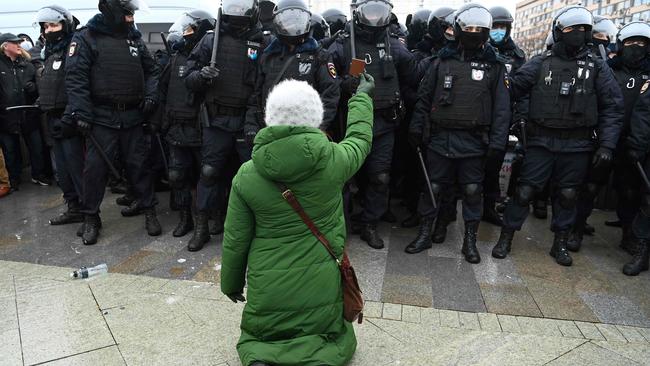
[462,183,483,206]
[370,172,390,193]
[200,164,219,187]
[515,185,535,207]
[558,187,578,209]
[168,169,185,190]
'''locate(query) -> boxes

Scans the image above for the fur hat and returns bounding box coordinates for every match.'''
[265,79,324,128]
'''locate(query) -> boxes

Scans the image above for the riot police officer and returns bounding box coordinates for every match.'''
[481,6,527,227]
[567,14,620,252]
[622,24,650,275]
[329,0,417,249]
[35,6,83,226]
[600,22,650,256]
[322,8,347,37]
[64,0,161,245]
[406,9,432,55]
[245,0,340,139]
[492,5,624,266]
[184,0,264,252]
[158,11,215,245]
[406,3,511,263]
[310,13,331,44]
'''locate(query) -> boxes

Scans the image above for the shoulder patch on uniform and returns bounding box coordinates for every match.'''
[328,62,337,79]
[68,42,77,57]
[641,80,650,94]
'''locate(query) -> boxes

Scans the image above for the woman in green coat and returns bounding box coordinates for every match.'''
[221,75,375,366]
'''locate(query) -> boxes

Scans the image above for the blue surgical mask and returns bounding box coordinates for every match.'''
[490,29,506,44]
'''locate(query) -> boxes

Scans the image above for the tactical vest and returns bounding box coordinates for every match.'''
[262,50,320,103]
[430,58,493,129]
[90,34,145,104]
[529,51,598,129]
[613,68,649,127]
[349,35,400,109]
[165,53,197,121]
[38,50,68,111]
[205,32,261,109]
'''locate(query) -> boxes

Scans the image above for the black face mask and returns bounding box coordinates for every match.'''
[458,31,486,51]
[622,44,647,68]
[428,21,446,51]
[44,30,65,44]
[562,29,586,50]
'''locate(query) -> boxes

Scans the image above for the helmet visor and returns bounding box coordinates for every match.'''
[357,1,393,28]
[617,21,650,42]
[555,7,592,30]
[456,6,492,30]
[593,18,617,42]
[120,0,149,14]
[274,8,311,37]
[169,13,197,34]
[222,0,257,17]
[34,7,68,26]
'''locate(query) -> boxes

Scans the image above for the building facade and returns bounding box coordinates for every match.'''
[513,0,650,57]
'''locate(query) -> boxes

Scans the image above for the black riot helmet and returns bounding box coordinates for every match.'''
[34,5,79,35]
[454,3,492,50]
[221,0,259,29]
[322,8,347,35]
[552,5,593,43]
[98,0,147,30]
[310,13,331,41]
[592,15,617,46]
[406,9,431,47]
[354,0,393,29]
[273,0,311,45]
[428,7,456,42]
[489,6,513,40]
[169,10,216,46]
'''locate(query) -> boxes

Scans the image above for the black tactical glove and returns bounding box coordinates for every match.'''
[200,66,220,82]
[592,147,613,171]
[627,149,646,163]
[76,120,92,135]
[408,130,423,149]
[245,130,257,147]
[140,98,157,116]
[226,292,246,303]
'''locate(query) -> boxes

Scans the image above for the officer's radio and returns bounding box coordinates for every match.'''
[559,82,571,96]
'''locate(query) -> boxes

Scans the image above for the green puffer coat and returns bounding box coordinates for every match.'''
[221,93,374,366]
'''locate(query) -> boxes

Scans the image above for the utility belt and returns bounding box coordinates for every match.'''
[94,99,141,112]
[207,103,246,117]
[374,106,399,121]
[528,123,593,140]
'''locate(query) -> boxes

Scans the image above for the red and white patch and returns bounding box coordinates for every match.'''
[328,62,337,79]
[68,42,77,57]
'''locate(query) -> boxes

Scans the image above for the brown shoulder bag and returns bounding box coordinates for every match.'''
[278,184,364,324]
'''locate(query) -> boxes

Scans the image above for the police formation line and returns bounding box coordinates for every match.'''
[3,0,650,277]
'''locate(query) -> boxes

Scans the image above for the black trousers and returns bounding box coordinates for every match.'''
[169,145,201,208]
[52,133,84,204]
[359,120,395,224]
[81,124,156,215]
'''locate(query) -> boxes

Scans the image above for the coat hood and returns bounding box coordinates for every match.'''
[251,126,329,184]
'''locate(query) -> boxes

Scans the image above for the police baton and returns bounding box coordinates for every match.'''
[5,105,40,111]
[518,119,527,150]
[86,132,122,181]
[598,44,608,61]
[155,133,169,173]
[635,162,650,193]
[416,146,437,209]
[160,32,172,57]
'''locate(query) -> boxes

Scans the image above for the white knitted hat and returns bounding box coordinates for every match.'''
[265,79,324,129]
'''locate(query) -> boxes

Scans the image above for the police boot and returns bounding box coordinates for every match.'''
[77,217,102,237]
[405,216,435,254]
[173,207,194,237]
[144,208,162,236]
[49,201,84,225]
[121,200,144,217]
[492,228,515,259]
[432,218,450,244]
[462,221,481,264]
[620,224,638,255]
[116,194,136,206]
[567,222,585,252]
[360,223,384,249]
[210,213,224,235]
[188,212,210,252]
[549,230,573,266]
[482,198,503,226]
[401,213,420,228]
[533,200,548,219]
[623,240,649,276]
[82,214,101,245]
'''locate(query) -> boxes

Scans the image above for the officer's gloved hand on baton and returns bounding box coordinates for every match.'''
[140,98,157,116]
[627,149,646,164]
[200,66,220,83]
[592,147,613,171]
[408,130,423,149]
[76,120,92,135]
[245,130,257,147]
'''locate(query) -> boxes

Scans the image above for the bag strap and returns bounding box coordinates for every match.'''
[276,183,341,267]
[272,54,297,87]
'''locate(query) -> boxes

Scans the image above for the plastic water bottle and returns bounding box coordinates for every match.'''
[70,263,108,279]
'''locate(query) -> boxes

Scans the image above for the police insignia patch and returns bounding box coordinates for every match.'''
[328,62,337,79]
[471,69,484,81]
[641,80,650,94]
[247,48,258,60]
[68,42,77,57]
[504,77,510,89]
